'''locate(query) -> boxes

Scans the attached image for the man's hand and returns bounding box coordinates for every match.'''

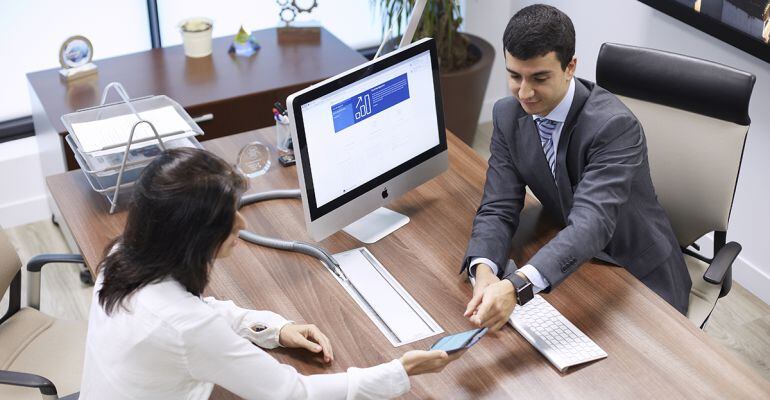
[279,323,334,363]
[472,264,500,297]
[464,279,516,331]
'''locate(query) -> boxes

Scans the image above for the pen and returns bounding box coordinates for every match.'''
[274,101,288,115]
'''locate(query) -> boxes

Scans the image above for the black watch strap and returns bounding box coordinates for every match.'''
[508,272,534,306]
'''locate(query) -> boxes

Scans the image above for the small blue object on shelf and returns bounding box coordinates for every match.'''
[228,25,261,57]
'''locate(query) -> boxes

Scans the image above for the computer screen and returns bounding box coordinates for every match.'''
[300,50,439,208]
[288,38,447,242]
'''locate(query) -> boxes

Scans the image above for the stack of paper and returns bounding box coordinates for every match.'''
[70,106,195,156]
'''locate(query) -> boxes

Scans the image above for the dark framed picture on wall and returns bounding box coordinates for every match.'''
[638,0,770,62]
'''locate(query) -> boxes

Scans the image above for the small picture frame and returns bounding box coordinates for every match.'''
[59,35,98,81]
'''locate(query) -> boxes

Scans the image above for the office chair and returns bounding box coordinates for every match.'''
[0,226,86,399]
[596,43,755,328]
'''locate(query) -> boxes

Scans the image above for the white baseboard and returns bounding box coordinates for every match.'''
[0,195,51,228]
[696,234,770,306]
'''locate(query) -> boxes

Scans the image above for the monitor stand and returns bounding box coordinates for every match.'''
[343,207,410,244]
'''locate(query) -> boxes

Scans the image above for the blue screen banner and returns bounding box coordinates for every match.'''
[331,73,411,133]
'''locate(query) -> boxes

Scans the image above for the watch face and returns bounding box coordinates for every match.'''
[511,273,534,305]
[60,35,93,69]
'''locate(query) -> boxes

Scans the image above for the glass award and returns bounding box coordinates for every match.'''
[236,141,271,178]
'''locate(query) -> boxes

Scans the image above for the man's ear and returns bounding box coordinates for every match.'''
[565,56,577,80]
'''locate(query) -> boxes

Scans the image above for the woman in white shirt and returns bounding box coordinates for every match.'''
[79,148,458,400]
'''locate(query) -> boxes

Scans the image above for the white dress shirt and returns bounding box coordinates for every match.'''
[80,274,409,400]
[470,78,576,291]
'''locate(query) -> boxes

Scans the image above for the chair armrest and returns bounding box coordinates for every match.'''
[0,271,21,325]
[704,242,741,284]
[0,370,57,396]
[25,254,85,310]
[26,254,85,272]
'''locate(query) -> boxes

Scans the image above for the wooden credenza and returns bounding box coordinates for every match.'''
[27,27,366,175]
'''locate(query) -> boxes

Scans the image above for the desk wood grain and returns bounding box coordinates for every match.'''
[47,128,770,399]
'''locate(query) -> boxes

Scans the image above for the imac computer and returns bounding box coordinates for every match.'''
[287,37,447,243]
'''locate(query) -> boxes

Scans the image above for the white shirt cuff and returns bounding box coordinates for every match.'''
[469,258,499,277]
[518,264,549,293]
[347,359,410,399]
[201,297,292,349]
[243,319,294,349]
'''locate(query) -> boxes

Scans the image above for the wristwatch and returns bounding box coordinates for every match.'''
[508,271,534,306]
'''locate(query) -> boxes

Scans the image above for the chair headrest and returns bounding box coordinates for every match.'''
[596,42,755,125]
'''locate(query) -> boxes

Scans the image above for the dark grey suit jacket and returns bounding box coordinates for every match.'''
[463,78,691,313]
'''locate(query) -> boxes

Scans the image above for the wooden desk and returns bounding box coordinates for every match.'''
[28,27,366,175]
[47,128,770,398]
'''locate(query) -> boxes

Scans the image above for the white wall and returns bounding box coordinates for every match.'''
[0,137,50,227]
[463,0,518,124]
[0,1,385,229]
[466,0,770,304]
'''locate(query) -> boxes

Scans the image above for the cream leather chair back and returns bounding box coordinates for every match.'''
[618,98,748,247]
[596,43,755,328]
[0,228,21,307]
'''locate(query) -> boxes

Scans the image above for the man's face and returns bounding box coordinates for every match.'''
[505,50,576,116]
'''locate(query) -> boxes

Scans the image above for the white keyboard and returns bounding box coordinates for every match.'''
[510,295,607,372]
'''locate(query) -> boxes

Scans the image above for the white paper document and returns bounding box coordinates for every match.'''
[71,106,194,154]
[332,248,443,346]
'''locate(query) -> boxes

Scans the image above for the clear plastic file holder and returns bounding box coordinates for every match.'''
[61,82,204,214]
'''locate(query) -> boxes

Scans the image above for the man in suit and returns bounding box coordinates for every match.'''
[463,4,692,331]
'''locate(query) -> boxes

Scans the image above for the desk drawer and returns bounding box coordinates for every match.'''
[186,86,310,141]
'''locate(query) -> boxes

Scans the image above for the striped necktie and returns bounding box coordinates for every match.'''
[535,117,558,176]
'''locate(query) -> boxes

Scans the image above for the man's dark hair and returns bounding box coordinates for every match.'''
[763,2,769,22]
[503,4,575,69]
[97,147,247,315]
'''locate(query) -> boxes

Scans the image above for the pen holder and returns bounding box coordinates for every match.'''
[275,117,292,154]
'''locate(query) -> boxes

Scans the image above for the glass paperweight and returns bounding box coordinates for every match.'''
[228,25,261,57]
[236,141,271,178]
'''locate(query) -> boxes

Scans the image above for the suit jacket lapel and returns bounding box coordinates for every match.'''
[515,114,564,222]
[554,79,591,215]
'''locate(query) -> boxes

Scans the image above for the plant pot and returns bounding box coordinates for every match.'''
[439,33,495,146]
[179,18,214,58]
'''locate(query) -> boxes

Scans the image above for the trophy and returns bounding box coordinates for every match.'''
[229,25,261,57]
[276,0,321,43]
[236,141,272,178]
[59,35,98,81]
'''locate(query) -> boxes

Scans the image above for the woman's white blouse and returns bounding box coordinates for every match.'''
[79,275,410,399]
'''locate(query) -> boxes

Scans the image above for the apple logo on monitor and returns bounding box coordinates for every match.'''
[381,188,389,199]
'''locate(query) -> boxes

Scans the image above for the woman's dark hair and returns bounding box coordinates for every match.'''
[98,148,247,315]
[503,4,575,70]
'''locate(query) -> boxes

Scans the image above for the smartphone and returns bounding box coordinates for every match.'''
[429,328,488,353]
[278,153,296,167]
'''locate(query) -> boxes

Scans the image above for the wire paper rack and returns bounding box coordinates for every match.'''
[61,82,204,213]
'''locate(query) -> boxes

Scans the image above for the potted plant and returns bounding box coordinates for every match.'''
[372,0,495,146]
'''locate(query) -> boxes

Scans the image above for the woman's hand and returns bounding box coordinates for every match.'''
[399,350,463,375]
[279,323,334,363]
